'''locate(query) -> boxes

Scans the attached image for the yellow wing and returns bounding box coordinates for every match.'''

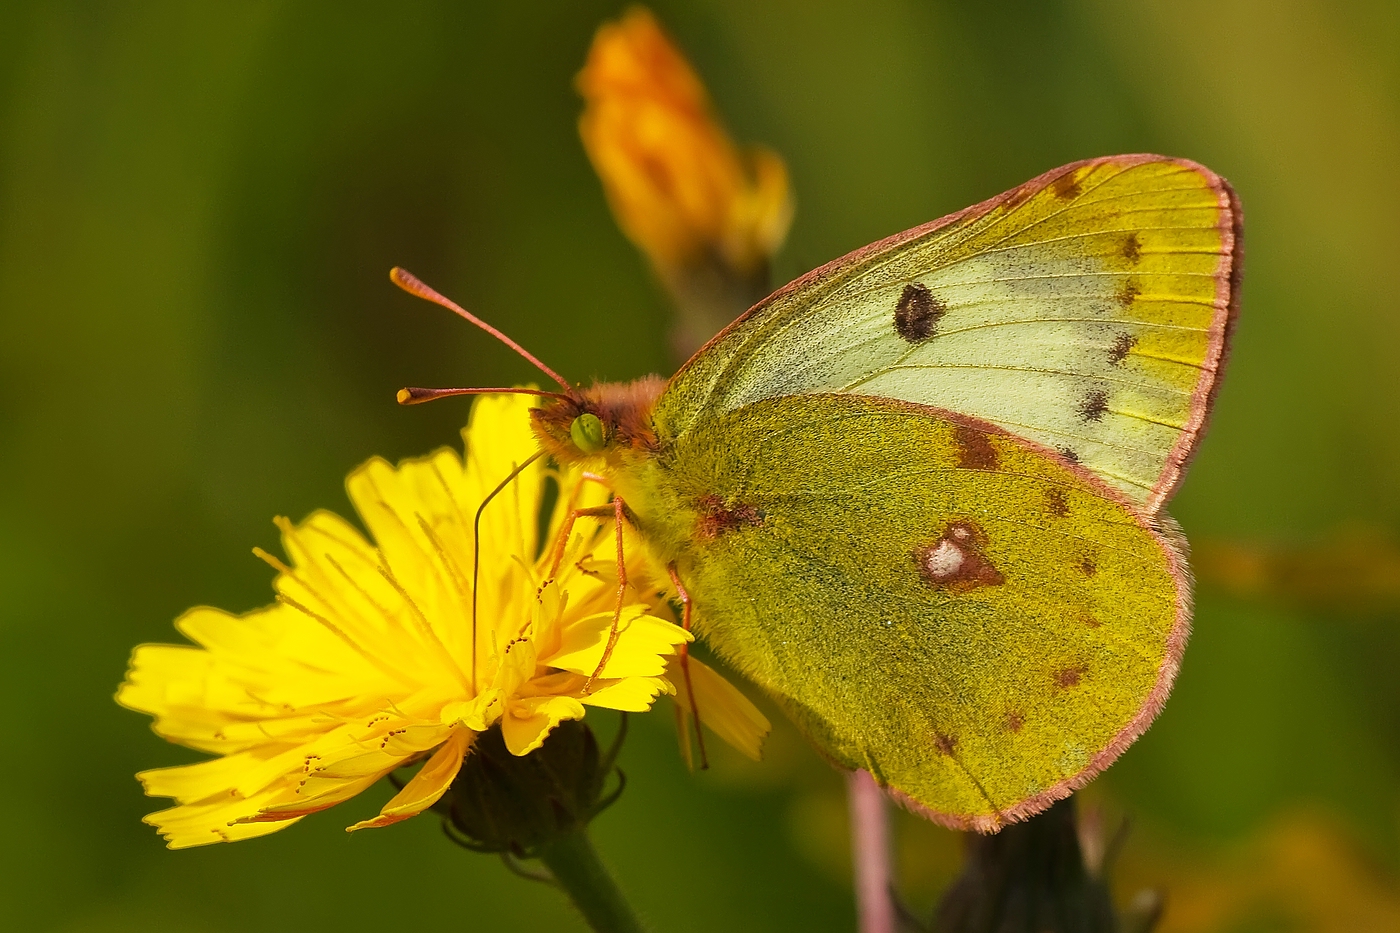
[655,155,1241,514]
[651,394,1189,829]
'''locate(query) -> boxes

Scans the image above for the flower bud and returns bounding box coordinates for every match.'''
[577,7,793,358]
[435,719,625,856]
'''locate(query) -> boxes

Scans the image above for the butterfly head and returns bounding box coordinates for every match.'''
[529,376,665,466]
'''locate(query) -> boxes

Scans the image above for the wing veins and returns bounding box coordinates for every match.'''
[1108,408,1187,430]
[928,317,1210,339]
[1138,247,1231,256]
[934,294,1217,312]
[724,377,1182,472]
[972,226,1226,257]
[805,277,1219,313]
[841,363,1192,398]
[799,162,1137,322]
[935,162,1140,258]
[932,272,1219,285]
[1127,349,1206,369]
[922,168,1210,269]
[944,413,1175,466]
[1057,183,1219,210]
[773,315,1207,394]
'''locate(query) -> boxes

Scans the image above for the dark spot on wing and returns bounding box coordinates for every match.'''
[1079,611,1101,629]
[914,521,1004,594]
[1122,232,1142,264]
[934,733,958,756]
[954,424,998,470]
[696,495,764,541]
[1046,488,1069,517]
[1058,446,1080,464]
[894,283,944,342]
[1109,332,1137,366]
[1005,712,1024,733]
[1115,280,1140,308]
[1079,389,1109,422]
[1053,171,1082,200]
[1079,556,1098,577]
[1054,666,1087,689]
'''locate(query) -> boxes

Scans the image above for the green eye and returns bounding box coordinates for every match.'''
[569,413,606,454]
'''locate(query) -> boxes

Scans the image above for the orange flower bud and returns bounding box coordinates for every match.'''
[578,8,793,353]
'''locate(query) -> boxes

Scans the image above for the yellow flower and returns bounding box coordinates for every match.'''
[577,7,793,288]
[118,395,768,848]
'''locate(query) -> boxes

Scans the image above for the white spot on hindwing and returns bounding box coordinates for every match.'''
[914,521,1004,593]
[922,539,966,580]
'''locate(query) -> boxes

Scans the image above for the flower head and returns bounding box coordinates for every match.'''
[118,395,766,848]
[577,8,793,354]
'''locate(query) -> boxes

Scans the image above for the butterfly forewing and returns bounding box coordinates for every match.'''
[656,155,1240,514]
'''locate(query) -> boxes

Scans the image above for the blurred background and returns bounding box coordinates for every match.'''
[3,1,1400,930]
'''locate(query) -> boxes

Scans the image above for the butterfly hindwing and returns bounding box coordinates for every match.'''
[654,393,1188,828]
[655,155,1240,513]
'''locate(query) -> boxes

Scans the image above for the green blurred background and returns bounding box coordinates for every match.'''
[3,1,1400,930]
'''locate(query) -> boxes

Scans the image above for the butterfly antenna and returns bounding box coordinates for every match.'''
[397,386,571,406]
[390,267,574,394]
[471,450,546,692]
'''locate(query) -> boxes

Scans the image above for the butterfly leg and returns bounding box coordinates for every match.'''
[545,502,614,583]
[584,496,631,693]
[668,563,708,770]
[540,469,615,582]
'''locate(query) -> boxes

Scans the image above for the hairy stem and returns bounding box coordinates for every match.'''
[536,828,649,933]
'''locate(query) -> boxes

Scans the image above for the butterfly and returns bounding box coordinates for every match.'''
[394,154,1241,831]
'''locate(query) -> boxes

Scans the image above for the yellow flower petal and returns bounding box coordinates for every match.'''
[344,453,476,682]
[582,676,674,712]
[136,747,294,804]
[670,656,770,761]
[494,631,540,698]
[144,791,299,849]
[546,606,690,678]
[501,696,587,756]
[461,394,550,564]
[441,689,506,731]
[347,729,473,832]
[248,773,384,821]
[267,510,425,680]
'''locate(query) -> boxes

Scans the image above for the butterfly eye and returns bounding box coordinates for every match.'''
[569,413,606,454]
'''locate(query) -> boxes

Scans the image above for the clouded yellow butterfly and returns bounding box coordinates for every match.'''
[396,154,1241,830]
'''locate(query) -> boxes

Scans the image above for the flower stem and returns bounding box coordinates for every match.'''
[536,828,649,933]
[848,769,895,933]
